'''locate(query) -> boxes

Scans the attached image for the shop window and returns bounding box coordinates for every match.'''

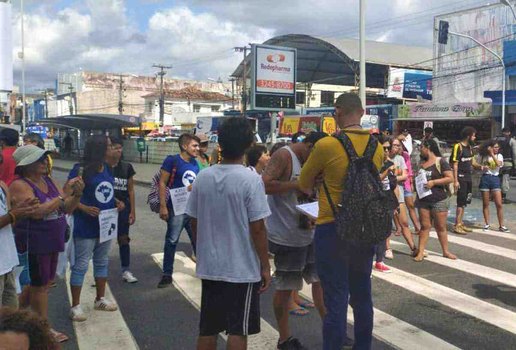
[211,105,220,112]
[320,91,335,107]
[193,105,201,112]
[296,91,306,104]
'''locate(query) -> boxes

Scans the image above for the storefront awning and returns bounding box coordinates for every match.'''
[37,114,141,130]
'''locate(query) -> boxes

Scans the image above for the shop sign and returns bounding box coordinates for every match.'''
[387,68,432,100]
[251,44,297,111]
[397,103,491,119]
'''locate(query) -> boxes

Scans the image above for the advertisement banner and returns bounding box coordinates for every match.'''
[0,2,13,92]
[396,103,491,119]
[280,117,300,134]
[434,5,511,103]
[387,68,432,100]
[322,117,336,134]
[299,117,320,132]
[251,44,297,111]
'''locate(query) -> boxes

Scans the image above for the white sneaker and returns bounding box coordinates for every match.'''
[122,271,138,283]
[69,305,87,322]
[94,297,118,312]
[384,249,394,260]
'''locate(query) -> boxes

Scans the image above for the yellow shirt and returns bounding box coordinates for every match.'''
[299,129,384,225]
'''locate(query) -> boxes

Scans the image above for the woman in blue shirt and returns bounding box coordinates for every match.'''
[66,135,124,322]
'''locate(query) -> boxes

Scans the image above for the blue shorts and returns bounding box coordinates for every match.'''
[479,174,501,192]
[404,187,414,197]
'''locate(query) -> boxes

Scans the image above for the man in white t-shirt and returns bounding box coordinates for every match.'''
[186,117,272,350]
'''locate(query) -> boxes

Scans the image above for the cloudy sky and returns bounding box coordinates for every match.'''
[10,0,493,90]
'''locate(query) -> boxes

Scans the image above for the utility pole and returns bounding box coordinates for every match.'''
[234,46,250,114]
[229,77,236,109]
[359,0,366,108]
[117,74,125,115]
[20,0,26,132]
[152,64,172,127]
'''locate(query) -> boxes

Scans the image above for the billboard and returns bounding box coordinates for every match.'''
[387,68,432,100]
[434,4,512,103]
[251,44,297,111]
[0,2,13,92]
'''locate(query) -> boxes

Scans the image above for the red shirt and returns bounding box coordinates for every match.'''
[0,147,17,186]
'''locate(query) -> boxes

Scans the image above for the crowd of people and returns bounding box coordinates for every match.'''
[0,91,515,350]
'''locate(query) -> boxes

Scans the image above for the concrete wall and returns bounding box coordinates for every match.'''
[122,139,181,165]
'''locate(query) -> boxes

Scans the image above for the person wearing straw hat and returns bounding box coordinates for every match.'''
[9,144,84,344]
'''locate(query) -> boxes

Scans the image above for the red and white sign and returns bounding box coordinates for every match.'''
[255,46,296,95]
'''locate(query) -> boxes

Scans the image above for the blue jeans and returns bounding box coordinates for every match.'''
[70,237,112,286]
[314,222,374,350]
[163,213,195,276]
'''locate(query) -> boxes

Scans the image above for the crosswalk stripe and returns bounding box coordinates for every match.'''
[298,281,459,350]
[430,231,516,261]
[470,228,516,241]
[372,264,516,335]
[390,240,516,289]
[66,263,139,350]
[151,252,279,350]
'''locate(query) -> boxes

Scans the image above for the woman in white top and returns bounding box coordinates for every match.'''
[477,140,509,232]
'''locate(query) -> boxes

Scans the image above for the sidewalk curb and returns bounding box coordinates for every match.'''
[53,166,152,187]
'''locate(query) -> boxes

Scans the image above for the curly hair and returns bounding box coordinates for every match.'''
[0,307,56,350]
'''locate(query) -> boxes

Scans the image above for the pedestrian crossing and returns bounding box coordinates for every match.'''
[147,230,516,349]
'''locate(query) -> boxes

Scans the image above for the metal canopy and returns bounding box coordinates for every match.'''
[231,34,432,88]
[36,114,141,130]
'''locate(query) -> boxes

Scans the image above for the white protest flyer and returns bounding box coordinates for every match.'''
[295,202,319,220]
[99,208,119,243]
[169,187,190,216]
[415,171,432,199]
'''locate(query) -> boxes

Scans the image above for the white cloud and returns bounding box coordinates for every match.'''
[11,0,490,89]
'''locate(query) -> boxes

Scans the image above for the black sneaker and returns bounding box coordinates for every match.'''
[342,336,354,349]
[277,337,307,350]
[157,275,172,288]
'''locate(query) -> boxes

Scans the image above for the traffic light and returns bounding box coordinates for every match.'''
[438,20,449,45]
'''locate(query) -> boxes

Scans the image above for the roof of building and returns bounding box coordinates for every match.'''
[37,114,141,130]
[232,34,433,87]
[143,86,231,102]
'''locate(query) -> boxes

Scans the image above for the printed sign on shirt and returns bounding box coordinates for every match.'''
[99,208,119,243]
[169,187,190,216]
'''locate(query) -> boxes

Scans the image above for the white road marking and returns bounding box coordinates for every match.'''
[469,228,516,241]
[371,264,516,335]
[151,252,279,350]
[298,282,459,350]
[66,263,139,350]
[429,231,516,261]
[390,241,516,289]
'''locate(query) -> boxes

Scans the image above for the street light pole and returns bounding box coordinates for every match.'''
[20,0,26,132]
[449,30,506,129]
[359,0,366,108]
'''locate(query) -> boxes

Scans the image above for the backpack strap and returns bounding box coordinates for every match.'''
[334,132,359,160]
[435,157,442,175]
[167,155,178,188]
[363,136,378,160]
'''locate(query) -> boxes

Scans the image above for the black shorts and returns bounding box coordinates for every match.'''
[457,178,472,207]
[199,280,261,336]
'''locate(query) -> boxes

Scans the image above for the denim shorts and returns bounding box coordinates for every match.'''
[416,198,449,213]
[479,174,501,192]
[403,187,414,197]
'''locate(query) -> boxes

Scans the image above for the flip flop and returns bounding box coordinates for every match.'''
[297,301,315,309]
[289,308,309,316]
[50,329,69,343]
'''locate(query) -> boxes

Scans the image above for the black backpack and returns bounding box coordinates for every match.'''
[322,133,393,245]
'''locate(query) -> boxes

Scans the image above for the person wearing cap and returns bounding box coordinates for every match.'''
[196,134,210,171]
[0,128,20,186]
[9,145,84,343]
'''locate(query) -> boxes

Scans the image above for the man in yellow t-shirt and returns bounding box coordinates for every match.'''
[299,93,383,350]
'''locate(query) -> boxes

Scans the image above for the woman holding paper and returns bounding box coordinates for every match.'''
[477,140,509,232]
[10,145,84,343]
[65,135,124,322]
[413,139,456,262]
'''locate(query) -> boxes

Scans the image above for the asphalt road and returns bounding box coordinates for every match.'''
[48,170,516,350]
